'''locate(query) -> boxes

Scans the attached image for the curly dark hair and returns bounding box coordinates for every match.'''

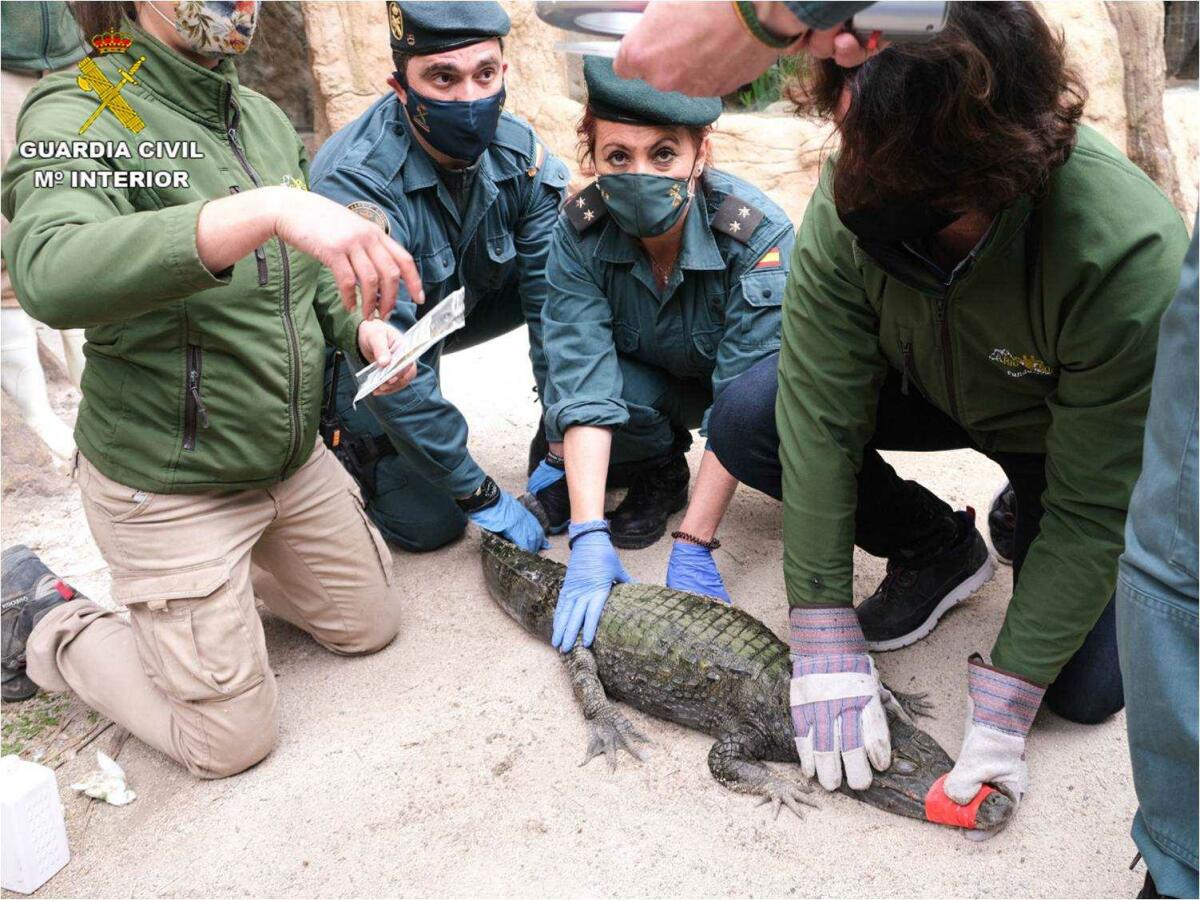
[788,1,1087,215]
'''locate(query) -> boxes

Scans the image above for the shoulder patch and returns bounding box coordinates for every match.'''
[564,182,607,232]
[711,195,765,244]
[347,200,391,235]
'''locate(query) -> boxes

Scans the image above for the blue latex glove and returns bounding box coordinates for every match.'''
[552,520,633,651]
[469,490,550,553]
[527,458,565,494]
[665,541,732,604]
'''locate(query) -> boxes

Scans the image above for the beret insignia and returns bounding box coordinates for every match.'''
[388,2,404,41]
[348,200,391,236]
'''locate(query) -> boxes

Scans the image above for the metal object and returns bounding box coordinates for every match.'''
[537,0,947,56]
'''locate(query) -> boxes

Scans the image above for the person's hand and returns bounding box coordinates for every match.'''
[552,522,633,652]
[468,489,550,554]
[268,187,424,320]
[527,456,566,494]
[789,606,891,791]
[944,655,1046,841]
[356,319,415,396]
[665,541,731,604]
[614,2,881,97]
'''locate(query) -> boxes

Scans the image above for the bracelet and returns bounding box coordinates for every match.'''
[672,530,721,550]
[568,524,611,548]
[732,0,798,50]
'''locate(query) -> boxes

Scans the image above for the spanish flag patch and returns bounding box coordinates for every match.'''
[755,247,782,269]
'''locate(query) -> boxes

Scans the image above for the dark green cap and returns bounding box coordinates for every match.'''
[583,56,722,127]
[386,1,510,54]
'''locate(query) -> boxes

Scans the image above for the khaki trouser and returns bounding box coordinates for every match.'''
[27,441,401,778]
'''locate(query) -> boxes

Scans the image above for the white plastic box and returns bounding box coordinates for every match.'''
[1,754,70,894]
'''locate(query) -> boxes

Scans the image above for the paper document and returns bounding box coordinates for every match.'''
[352,288,466,404]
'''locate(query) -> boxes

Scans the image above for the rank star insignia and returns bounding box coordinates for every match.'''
[728,220,741,233]
[576,196,588,208]
[738,206,751,219]
[583,209,595,221]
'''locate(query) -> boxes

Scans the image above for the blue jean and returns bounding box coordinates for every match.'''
[709,352,1123,724]
[1117,225,1198,899]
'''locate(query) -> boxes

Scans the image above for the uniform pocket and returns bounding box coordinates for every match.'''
[347,488,396,586]
[416,244,455,286]
[485,231,516,264]
[79,459,157,523]
[691,327,721,361]
[613,322,640,354]
[737,271,784,351]
[113,561,266,703]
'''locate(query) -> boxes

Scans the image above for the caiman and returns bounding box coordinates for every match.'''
[480,532,1014,833]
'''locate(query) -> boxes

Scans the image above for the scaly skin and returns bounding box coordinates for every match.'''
[481,533,1014,831]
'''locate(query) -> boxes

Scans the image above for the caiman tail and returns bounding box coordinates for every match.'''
[480,532,1014,834]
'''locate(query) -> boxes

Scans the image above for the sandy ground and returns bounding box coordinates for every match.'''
[1,328,1143,899]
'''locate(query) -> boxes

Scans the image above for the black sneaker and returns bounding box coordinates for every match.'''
[856,510,995,652]
[528,421,549,478]
[607,453,690,549]
[987,482,1016,565]
[2,546,78,702]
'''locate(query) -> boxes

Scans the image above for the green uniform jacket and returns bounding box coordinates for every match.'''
[543,168,795,439]
[1,2,86,73]
[2,22,361,493]
[777,125,1189,684]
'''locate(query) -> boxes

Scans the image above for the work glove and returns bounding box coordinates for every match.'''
[789,606,892,791]
[665,541,731,604]
[552,521,633,652]
[527,453,566,494]
[469,489,550,554]
[944,654,1046,840]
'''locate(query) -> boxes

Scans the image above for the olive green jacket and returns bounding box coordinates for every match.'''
[777,126,1189,683]
[1,2,85,73]
[2,22,361,493]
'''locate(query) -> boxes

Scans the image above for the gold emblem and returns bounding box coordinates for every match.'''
[76,54,146,135]
[989,348,1054,378]
[412,103,430,132]
[668,184,684,208]
[388,2,404,41]
[348,201,392,235]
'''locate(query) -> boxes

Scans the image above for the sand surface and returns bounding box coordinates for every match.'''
[1,328,1142,898]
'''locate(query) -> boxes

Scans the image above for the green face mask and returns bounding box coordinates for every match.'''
[597,171,693,238]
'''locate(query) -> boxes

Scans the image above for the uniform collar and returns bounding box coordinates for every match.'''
[122,19,241,130]
[594,186,726,271]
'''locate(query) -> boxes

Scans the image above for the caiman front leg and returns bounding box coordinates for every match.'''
[708,723,818,820]
[564,646,650,771]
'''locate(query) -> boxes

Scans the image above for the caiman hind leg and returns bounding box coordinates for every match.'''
[880,682,935,723]
[708,723,818,820]
[565,646,650,771]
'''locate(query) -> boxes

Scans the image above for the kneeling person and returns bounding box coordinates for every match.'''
[535,58,795,651]
[311,1,569,554]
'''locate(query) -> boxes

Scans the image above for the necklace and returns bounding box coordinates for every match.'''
[650,251,678,286]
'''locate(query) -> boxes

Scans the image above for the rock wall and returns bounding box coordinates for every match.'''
[263,1,1195,229]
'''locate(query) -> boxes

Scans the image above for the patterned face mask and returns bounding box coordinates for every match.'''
[148,1,260,57]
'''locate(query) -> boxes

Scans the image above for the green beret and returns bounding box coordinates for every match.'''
[583,56,722,127]
[387,1,510,54]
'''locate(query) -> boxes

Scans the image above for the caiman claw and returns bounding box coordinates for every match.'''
[580,706,650,771]
[753,775,819,821]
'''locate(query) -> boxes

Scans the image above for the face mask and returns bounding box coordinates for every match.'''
[402,81,506,163]
[147,1,259,56]
[836,199,959,245]
[597,150,701,238]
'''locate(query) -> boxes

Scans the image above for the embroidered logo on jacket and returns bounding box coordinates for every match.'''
[989,348,1054,378]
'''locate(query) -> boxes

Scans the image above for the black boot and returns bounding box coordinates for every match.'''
[607,453,690,549]
[528,420,549,478]
[987,481,1017,565]
[855,510,995,651]
[2,545,78,702]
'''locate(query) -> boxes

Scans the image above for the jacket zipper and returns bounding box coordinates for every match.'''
[224,86,302,476]
[183,345,209,451]
[39,4,51,70]
[227,186,269,285]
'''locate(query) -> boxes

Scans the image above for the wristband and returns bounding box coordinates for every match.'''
[568,523,611,549]
[671,530,721,550]
[455,475,501,513]
[732,1,799,49]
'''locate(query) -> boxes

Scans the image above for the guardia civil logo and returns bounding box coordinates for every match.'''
[76,29,147,136]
